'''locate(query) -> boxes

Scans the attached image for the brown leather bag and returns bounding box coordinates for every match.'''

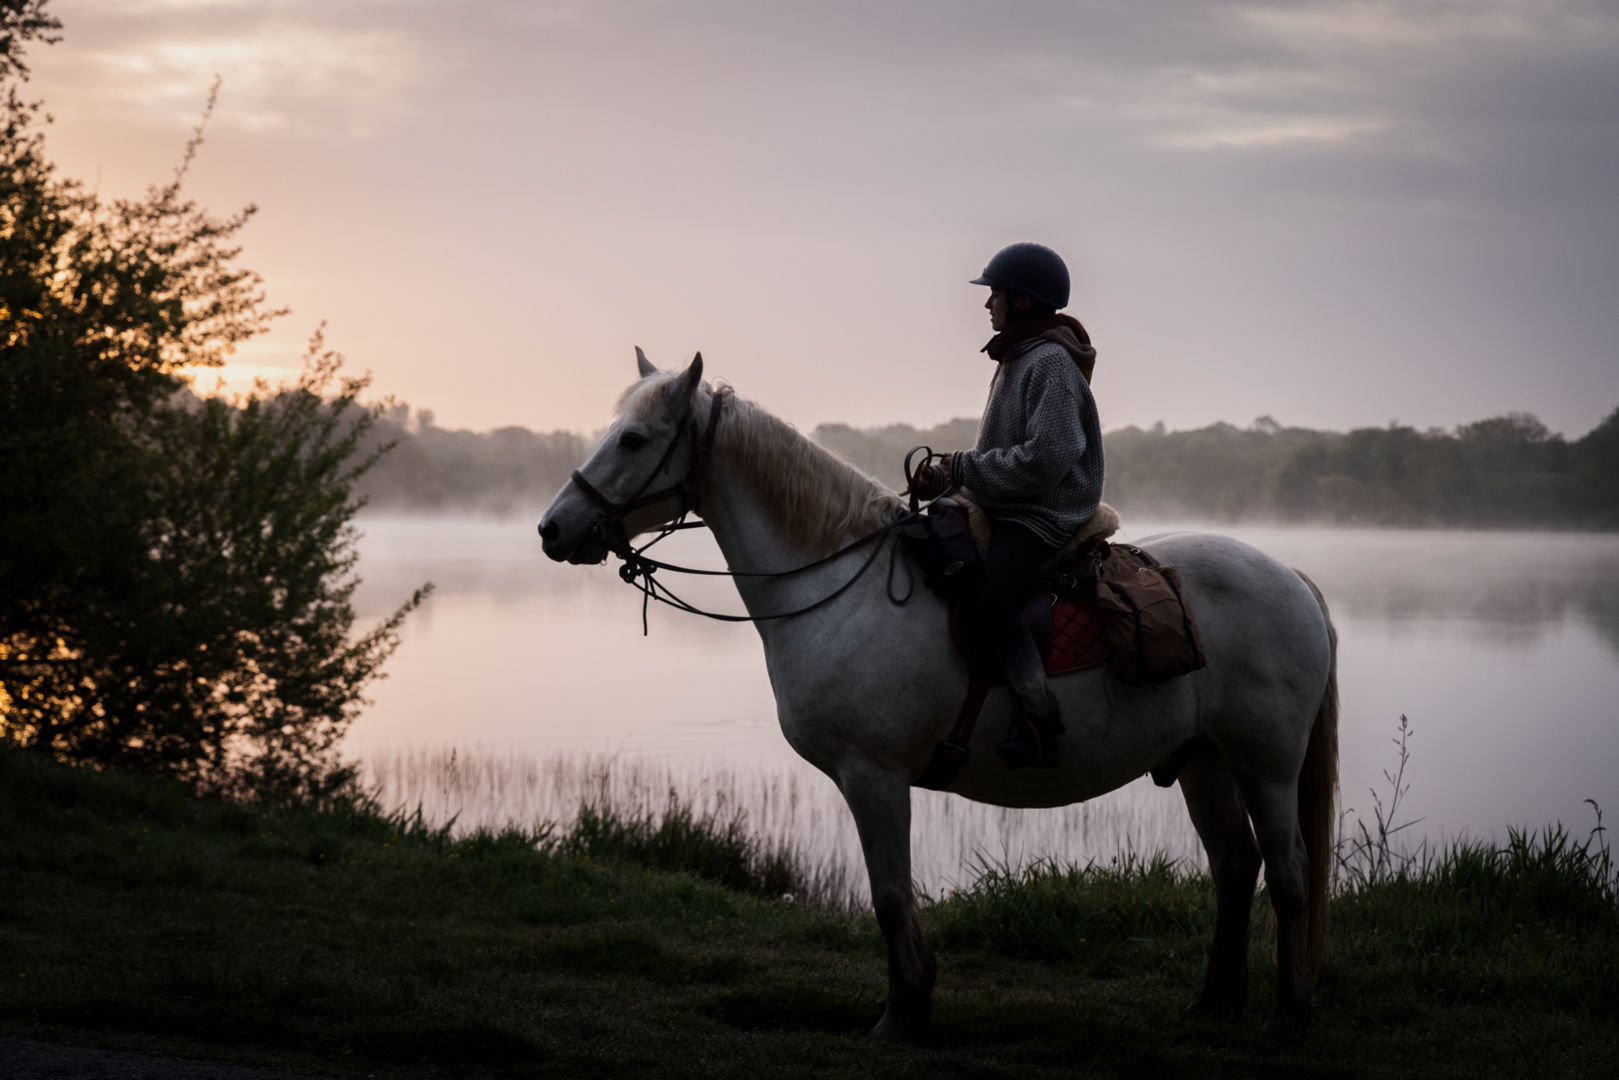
[1093,544,1206,684]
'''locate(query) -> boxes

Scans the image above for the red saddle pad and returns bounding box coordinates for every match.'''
[1046,597,1105,677]
[949,595,1105,678]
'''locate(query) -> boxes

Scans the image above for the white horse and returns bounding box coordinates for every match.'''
[539,352,1339,1042]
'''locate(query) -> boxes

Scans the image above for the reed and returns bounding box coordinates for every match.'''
[553,791,860,910]
[358,744,1204,907]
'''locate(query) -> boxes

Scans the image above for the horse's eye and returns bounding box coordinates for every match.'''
[618,431,648,452]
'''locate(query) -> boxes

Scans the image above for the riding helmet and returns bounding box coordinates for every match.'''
[970,242,1070,310]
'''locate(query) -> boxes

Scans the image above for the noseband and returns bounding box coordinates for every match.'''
[569,388,730,556]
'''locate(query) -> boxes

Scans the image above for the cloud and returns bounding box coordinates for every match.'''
[25,0,1617,437]
[987,0,1619,221]
[43,2,432,136]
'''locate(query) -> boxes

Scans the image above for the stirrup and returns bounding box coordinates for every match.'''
[996,714,1062,770]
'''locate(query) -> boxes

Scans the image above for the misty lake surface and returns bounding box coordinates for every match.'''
[348,516,1619,901]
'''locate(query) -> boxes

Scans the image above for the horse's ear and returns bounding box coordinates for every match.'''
[635,346,657,378]
[677,352,703,398]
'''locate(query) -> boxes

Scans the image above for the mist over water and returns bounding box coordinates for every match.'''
[348,516,1619,899]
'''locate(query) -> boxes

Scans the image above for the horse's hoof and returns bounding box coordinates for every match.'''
[1262,1011,1309,1042]
[1187,972,1248,1018]
[870,1003,931,1043]
[1186,992,1242,1019]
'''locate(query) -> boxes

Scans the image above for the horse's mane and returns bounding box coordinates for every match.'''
[619,373,903,553]
[717,391,904,553]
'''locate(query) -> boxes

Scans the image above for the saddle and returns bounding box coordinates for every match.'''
[931,499,1119,679]
[901,499,1207,790]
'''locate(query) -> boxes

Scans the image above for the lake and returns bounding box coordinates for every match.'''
[346,516,1619,902]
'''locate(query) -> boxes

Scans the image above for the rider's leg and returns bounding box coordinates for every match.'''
[965,521,1063,768]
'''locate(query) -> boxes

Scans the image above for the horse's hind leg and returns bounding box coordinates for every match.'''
[838,761,935,1042]
[1240,777,1313,1040]
[1179,752,1261,1017]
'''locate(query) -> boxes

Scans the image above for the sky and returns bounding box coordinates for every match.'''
[22,0,1619,438]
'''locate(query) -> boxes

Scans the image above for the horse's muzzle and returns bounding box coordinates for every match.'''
[537,515,610,564]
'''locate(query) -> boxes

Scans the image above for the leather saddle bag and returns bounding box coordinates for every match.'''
[1092,544,1206,684]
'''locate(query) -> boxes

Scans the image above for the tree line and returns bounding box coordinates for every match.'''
[360,406,1619,529]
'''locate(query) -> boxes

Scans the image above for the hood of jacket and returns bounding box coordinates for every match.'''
[984,313,1097,384]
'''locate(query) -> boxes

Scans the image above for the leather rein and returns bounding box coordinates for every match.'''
[570,388,917,633]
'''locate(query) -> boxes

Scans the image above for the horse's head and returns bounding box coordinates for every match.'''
[538,349,711,564]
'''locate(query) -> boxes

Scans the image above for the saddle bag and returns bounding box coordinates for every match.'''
[1093,544,1206,684]
[897,498,982,603]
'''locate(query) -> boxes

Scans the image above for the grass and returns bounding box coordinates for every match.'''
[1,746,1616,1079]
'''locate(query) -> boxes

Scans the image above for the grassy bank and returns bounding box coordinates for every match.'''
[1,750,1615,1079]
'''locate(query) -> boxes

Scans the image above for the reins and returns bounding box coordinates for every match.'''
[614,521,902,633]
[578,389,941,634]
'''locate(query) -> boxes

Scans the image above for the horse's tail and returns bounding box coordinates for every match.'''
[1294,569,1339,986]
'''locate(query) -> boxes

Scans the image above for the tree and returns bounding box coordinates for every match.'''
[0,3,425,799]
[1,2,58,82]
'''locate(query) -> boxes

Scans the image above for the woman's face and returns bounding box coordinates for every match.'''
[986,288,1010,332]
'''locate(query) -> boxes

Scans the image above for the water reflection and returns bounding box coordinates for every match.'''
[356,517,1619,656]
[1123,524,1619,655]
[348,516,1619,899]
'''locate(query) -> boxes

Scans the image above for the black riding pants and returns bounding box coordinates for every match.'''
[966,520,1060,716]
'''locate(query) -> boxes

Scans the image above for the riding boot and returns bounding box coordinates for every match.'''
[994,630,1064,770]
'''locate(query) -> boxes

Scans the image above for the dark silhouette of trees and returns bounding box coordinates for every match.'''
[349,403,1618,528]
[354,405,587,518]
[1116,412,1616,527]
[811,411,1618,529]
[1,5,424,799]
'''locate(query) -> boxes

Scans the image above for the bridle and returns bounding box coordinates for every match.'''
[560,386,929,634]
[568,387,731,559]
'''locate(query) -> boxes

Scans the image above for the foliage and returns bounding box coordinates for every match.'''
[1108,412,1616,526]
[815,409,1619,528]
[0,6,424,799]
[0,2,58,82]
[820,408,1619,528]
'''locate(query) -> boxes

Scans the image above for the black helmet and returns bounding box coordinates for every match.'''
[970,242,1070,310]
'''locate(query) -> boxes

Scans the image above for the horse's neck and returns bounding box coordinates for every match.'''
[699,466,877,629]
[701,466,817,603]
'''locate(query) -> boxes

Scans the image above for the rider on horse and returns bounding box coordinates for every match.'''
[914,242,1103,770]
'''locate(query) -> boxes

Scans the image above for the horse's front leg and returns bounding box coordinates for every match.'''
[838,759,935,1042]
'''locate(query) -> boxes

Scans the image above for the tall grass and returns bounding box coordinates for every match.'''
[358,745,1203,906]
[350,714,1619,947]
[918,714,1617,988]
[1336,713,1616,909]
[555,789,860,909]
[1336,714,1425,890]
[923,852,1210,969]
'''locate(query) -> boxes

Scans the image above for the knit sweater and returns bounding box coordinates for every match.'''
[948,337,1104,546]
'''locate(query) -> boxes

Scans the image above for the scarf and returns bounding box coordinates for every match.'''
[982,313,1097,384]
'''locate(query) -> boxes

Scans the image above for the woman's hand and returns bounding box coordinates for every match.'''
[913,453,953,498]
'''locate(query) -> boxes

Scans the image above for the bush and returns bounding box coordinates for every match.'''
[0,5,424,800]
